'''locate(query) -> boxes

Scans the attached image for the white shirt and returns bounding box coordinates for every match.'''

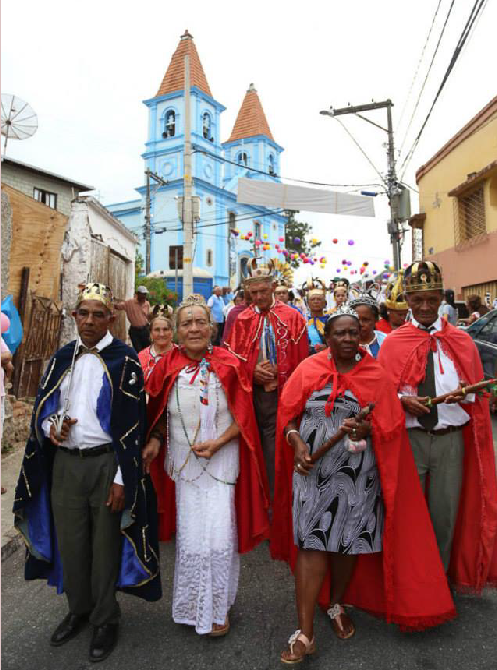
[42,331,123,485]
[401,317,474,430]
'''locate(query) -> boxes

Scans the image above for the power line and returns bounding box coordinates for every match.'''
[399,0,488,179]
[397,0,456,158]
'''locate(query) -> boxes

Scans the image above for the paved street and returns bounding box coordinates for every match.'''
[2,538,497,670]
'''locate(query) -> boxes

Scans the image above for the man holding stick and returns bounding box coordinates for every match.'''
[225,258,308,498]
[378,261,497,587]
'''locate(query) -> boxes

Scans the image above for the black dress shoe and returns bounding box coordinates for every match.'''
[50,612,89,647]
[89,623,119,663]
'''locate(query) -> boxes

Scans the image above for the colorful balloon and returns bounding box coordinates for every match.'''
[294,237,301,245]
[348,240,354,245]
[279,237,285,242]
[333,238,338,244]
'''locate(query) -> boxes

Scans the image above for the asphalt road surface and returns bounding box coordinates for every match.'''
[2,540,497,670]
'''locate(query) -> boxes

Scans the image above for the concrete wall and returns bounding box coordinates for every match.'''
[1,162,79,217]
[417,103,497,299]
[1,191,12,298]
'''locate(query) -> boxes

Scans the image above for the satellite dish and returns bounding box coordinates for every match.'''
[1,94,38,154]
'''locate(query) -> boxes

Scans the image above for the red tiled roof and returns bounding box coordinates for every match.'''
[155,30,212,98]
[226,84,275,143]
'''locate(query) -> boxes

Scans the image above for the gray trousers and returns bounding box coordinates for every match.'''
[253,385,278,501]
[407,428,464,571]
[51,450,122,626]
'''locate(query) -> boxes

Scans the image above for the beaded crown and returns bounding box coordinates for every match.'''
[245,257,275,285]
[349,294,379,316]
[404,261,443,294]
[179,293,208,309]
[328,304,359,323]
[384,272,408,310]
[76,283,113,310]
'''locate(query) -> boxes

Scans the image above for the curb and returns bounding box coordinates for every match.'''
[1,528,23,563]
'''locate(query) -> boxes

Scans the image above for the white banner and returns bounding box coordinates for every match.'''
[237,178,375,217]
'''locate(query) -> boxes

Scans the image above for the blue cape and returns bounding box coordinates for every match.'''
[13,337,161,602]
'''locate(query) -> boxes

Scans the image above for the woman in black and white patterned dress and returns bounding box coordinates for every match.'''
[281,307,382,665]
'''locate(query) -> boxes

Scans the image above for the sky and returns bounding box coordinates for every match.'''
[2,0,496,285]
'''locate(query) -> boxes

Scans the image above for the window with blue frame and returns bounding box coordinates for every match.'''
[268,154,275,176]
[202,112,213,142]
[237,151,248,167]
[163,110,175,138]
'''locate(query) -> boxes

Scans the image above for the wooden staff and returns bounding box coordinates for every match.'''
[423,378,497,407]
[309,402,375,464]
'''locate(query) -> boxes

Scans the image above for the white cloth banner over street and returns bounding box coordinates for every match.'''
[237,178,375,217]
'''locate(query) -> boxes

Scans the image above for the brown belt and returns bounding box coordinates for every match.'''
[411,423,469,437]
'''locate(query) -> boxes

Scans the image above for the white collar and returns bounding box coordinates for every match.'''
[411,316,442,332]
[76,330,113,353]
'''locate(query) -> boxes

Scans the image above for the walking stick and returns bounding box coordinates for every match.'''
[423,378,497,407]
[309,402,375,464]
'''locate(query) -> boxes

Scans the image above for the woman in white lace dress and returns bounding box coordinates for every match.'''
[143,296,270,637]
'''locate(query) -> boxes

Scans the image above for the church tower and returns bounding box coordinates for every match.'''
[222,83,283,188]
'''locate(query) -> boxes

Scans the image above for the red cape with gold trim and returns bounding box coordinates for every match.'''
[224,301,308,391]
[378,321,497,591]
[271,349,456,631]
[145,346,270,553]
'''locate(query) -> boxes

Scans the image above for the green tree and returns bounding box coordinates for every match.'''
[134,249,177,306]
[284,212,322,269]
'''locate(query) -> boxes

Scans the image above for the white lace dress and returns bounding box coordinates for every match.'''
[166,367,240,634]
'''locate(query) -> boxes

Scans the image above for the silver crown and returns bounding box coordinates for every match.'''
[328,305,359,323]
[349,294,378,313]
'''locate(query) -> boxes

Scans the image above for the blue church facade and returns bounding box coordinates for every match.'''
[106,30,287,300]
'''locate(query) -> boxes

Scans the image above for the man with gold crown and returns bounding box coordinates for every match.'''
[13,283,161,663]
[303,278,330,355]
[376,272,409,334]
[378,262,497,590]
[225,258,308,499]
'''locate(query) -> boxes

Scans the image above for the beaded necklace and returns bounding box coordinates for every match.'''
[169,374,236,486]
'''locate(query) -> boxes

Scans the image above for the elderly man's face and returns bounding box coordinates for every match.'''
[407,290,442,327]
[249,281,275,311]
[213,286,222,297]
[73,300,114,348]
[274,286,289,304]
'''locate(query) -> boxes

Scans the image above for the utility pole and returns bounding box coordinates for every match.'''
[320,100,402,270]
[144,168,168,275]
[182,54,194,298]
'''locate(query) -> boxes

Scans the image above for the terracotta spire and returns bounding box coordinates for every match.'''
[226,84,275,143]
[155,30,212,98]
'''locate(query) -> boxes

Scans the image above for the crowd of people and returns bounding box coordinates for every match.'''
[12,259,497,665]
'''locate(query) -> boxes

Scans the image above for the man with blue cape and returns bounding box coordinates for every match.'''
[13,283,161,663]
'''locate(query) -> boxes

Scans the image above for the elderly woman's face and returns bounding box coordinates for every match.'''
[326,316,360,361]
[308,292,326,313]
[151,319,173,348]
[177,305,212,354]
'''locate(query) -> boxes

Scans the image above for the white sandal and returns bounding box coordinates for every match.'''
[280,629,316,665]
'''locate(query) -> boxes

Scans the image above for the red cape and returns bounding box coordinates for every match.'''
[145,346,270,553]
[271,349,456,631]
[378,321,497,591]
[224,301,308,392]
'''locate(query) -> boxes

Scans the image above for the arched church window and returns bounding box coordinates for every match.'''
[202,112,213,142]
[163,111,175,138]
[237,152,248,167]
[268,154,275,176]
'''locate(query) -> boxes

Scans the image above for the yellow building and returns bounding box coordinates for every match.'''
[409,95,497,304]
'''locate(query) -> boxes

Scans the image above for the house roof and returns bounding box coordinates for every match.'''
[1,157,94,191]
[155,30,212,98]
[225,84,275,143]
[415,96,497,183]
[75,196,139,244]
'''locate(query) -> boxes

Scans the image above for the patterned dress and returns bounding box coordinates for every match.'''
[293,385,383,554]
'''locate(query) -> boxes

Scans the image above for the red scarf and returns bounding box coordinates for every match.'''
[271,349,456,631]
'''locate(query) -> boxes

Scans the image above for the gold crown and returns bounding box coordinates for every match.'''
[245,257,275,284]
[179,293,207,309]
[384,272,408,310]
[404,261,443,294]
[76,283,113,309]
[274,259,294,288]
[302,277,327,297]
[333,277,349,293]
